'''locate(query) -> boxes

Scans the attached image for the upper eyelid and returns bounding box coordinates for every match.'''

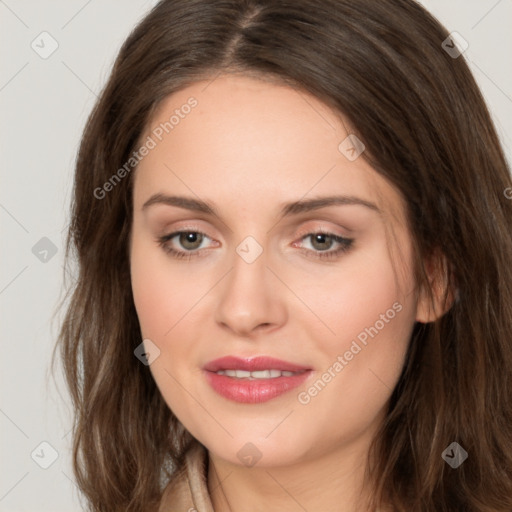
[160,218,352,239]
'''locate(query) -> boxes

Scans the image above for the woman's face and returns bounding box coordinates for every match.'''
[130,74,422,467]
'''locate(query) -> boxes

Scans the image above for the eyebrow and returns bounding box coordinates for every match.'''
[141,193,381,217]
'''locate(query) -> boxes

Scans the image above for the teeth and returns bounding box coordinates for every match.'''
[251,370,272,378]
[215,369,300,379]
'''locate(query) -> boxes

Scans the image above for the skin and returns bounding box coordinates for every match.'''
[129,74,441,512]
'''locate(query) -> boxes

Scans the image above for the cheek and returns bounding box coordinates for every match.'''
[295,239,417,432]
[129,235,203,412]
[130,249,167,338]
[324,259,408,344]
[130,233,206,339]
[292,235,415,353]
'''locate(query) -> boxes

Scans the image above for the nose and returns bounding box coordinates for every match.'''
[214,243,287,337]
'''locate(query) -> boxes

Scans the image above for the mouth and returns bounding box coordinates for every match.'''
[203,356,312,403]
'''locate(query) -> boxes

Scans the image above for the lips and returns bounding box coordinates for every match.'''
[203,356,312,403]
[204,356,310,373]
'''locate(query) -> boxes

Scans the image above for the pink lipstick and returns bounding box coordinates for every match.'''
[203,356,312,403]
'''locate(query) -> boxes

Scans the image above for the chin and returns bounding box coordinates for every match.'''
[193,421,319,468]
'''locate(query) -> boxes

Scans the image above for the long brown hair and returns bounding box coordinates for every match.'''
[53,0,512,510]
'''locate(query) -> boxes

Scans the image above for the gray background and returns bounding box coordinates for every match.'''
[1,1,511,510]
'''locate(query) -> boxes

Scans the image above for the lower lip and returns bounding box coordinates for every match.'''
[204,370,312,403]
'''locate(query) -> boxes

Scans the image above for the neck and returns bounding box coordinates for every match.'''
[207,433,382,512]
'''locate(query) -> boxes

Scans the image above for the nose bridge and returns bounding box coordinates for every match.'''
[214,235,286,335]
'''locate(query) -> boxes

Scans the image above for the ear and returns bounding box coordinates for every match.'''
[415,248,457,323]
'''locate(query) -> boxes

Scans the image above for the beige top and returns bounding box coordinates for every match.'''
[158,440,214,512]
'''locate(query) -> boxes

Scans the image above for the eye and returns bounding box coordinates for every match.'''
[156,229,354,262]
[295,231,354,261]
[156,230,215,260]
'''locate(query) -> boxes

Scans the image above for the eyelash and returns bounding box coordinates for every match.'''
[156,230,354,261]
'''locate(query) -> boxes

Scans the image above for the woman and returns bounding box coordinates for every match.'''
[54,0,512,510]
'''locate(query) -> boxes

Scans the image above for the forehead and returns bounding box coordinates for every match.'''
[133,74,406,224]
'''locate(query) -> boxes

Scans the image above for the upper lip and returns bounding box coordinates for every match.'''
[204,356,311,373]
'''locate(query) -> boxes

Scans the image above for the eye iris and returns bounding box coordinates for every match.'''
[180,232,203,250]
[311,233,332,251]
